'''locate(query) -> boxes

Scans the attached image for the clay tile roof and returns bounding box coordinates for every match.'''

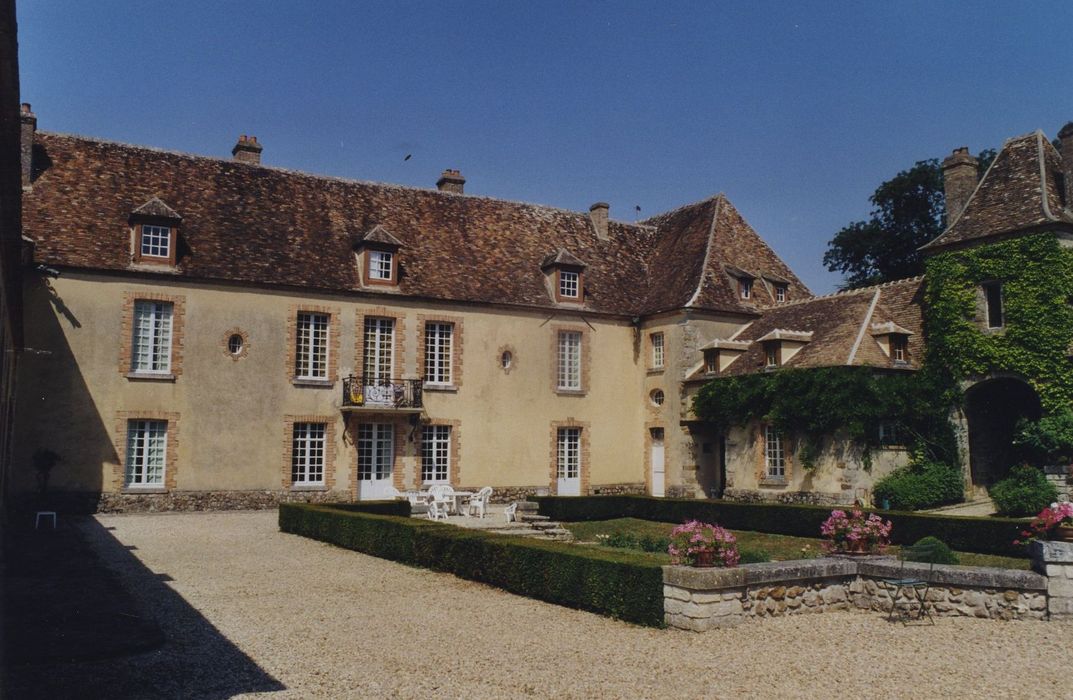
[131,196,181,220]
[715,277,924,375]
[922,131,1073,252]
[755,329,813,343]
[24,132,806,318]
[357,224,404,248]
[540,248,587,269]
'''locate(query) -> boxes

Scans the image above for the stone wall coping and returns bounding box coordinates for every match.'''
[1030,539,1073,565]
[664,556,1045,592]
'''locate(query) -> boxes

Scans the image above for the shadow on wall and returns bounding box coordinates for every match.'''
[3,516,284,698]
[11,276,112,511]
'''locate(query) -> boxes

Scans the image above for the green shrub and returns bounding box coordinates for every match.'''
[872,459,963,511]
[1013,410,1073,466]
[533,496,1028,557]
[906,536,958,565]
[988,465,1059,517]
[279,503,664,626]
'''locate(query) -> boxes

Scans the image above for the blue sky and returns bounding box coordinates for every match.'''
[17,1,1073,293]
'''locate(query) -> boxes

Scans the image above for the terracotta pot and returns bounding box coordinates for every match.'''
[1054,525,1073,543]
[693,549,715,568]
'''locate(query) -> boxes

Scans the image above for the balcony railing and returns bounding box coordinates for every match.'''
[342,375,423,411]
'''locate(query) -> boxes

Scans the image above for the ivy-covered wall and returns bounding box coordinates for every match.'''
[923,232,1073,412]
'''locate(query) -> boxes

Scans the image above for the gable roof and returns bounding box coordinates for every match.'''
[23,132,806,318]
[703,276,924,377]
[356,224,404,248]
[131,196,182,220]
[922,131,1073,252]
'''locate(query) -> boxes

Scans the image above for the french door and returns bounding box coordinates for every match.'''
[362,318,395,406]
[650,428,665,497]
[556,427,581,496]
[357,422,394,500]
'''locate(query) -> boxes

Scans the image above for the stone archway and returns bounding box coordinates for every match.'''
[964,377,1041,490]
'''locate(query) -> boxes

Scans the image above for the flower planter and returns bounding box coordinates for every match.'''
[1054,525,1073,543]
[693,550,715,568]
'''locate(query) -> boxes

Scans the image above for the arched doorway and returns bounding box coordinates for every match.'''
[964,377,1041,490]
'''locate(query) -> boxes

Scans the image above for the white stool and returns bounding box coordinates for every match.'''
[35,511,57,529]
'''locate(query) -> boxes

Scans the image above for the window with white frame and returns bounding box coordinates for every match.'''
[891,335,908,363]
[368,250,394,282]
[651,332,665,369]
[775,285,787,303]
[764,425,785,479]
[705,351,717,374]
[424,322,453,385]
[295,312,329,379]
[363,317,394,381]
[291,422,326,485]
[131,300,173,373]
[357,423,394,481]
[557,331,582,390]
[421,425,451,483]
[140,224,171,259]
[765,342,779,368]
[740,278,752,299]
[557,427,581,480]
[125,419,167,488]
[558,270,579,299]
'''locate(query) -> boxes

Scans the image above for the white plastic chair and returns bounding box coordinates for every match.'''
[504,502,518,523]
[427,500,449,521]
[467,486,493,518]
[427,484,456,515]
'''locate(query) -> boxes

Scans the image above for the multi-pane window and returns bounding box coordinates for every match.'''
[557,331,582,390]
[295,312,329,379]
[878,422,900,446]
[764,425,785,479]
[424,322,453,385]
[126,420,167,488]
[983,282,1003,329]
[357,423,394,481]
[705,352,717,374]
[291,422,326,485]
[775,285,787,303]
[421,425,451,483]
[363,318,395,380]
[557,427,581,480]
[140,224,171,259]
[651,332,665,369]
[740,279,752,299]
[765,342,779,368]
[559,270,579,299]
[131,301,173,373]
[369,250,394,281]
[891,335,908,363]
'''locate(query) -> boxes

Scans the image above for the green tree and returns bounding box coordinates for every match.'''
[824,150,995,289]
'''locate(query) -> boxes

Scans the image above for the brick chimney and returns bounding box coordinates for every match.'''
[436,169,465,194]
[231,134,263,165]
[20,103,36,189]
[589,202,609,240]
[1058,122,1073,208]
[942,147,978,223]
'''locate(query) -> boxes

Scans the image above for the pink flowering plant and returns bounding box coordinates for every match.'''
[667,520,740,567]
[820,508,892,554]
[1016,502,1073,544]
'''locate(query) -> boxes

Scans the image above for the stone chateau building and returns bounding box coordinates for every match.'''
[12,106,1073,511]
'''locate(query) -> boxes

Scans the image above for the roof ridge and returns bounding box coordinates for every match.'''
[774,275,924,307]
[639,192,725,226]
[847,289,881,365]
[37,131,658,233]
[1037,131,1059,222]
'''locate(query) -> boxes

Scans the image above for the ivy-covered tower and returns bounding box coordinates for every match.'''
[920,128,1073,493]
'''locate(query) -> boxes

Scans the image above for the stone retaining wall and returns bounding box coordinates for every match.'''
[1031,540,1073,620]
[25,489,346,514]
[664,556,1050,631]
[722,488,853,506]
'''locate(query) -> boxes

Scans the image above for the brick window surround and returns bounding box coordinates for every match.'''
[355,307,406,379]
[551,324,590,395]
[549,418,591,495]
[346,415,407,498]
[417,314,464,389]
[755,423,792,485]
[286,304,341,384]
[282,415,337,490]
[417,418,462,488]
[222,327,250,361]
[113,410,180,492]
[119,291,186,379]
[554,268,584,303]
[131,222,179,266]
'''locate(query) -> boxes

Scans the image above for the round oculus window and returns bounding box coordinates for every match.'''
[228,333,244,356]
[650,389,665,406]
[501,350,513,369]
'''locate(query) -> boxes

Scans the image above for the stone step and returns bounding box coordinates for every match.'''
[520,513,551,523]
[530,520,562,530]
[516,501,540,512]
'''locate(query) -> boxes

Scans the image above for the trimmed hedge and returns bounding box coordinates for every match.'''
[872,459,964,511]
[279,503,664,626]
[315,500,413,517]
[533,496,1029,558]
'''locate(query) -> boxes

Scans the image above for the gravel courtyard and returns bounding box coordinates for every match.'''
[13,510,1070,699]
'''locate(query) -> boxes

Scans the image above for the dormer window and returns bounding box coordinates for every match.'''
[704,351,717,374]
[558,270,580,299]
[354,225,404,287]
[740,278,752,300]
[775,285,787,303]
[130,196,181,267]
[764,341,779,368]
[368,250,394,282]
[891,335,908,364]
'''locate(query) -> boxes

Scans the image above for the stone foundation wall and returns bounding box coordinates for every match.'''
[591,482,647,496]
[21,489,349,514]
[1031,539,1073,620]
[664,556,1049,631]
[722,488,854,506]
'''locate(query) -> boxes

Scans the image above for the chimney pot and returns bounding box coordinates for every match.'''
[942,146,978,223]
[1057,122,1073,209]
[232,134,263,165]
[436,169,465,194]
[589,202,609,240]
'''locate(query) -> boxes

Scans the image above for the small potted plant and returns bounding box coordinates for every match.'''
[820,508,892,554]
[668,520,740,568]
[1016,502,1073,544]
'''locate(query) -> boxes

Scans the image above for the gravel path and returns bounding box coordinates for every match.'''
[14,510,1069,699]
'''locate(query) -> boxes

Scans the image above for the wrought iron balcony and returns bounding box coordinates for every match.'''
[342,375,423,412]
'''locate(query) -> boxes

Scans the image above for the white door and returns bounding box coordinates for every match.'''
[556,427,581,496]
[363,318,395,406]
[357,423,394,499]
[651,428,665,497]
